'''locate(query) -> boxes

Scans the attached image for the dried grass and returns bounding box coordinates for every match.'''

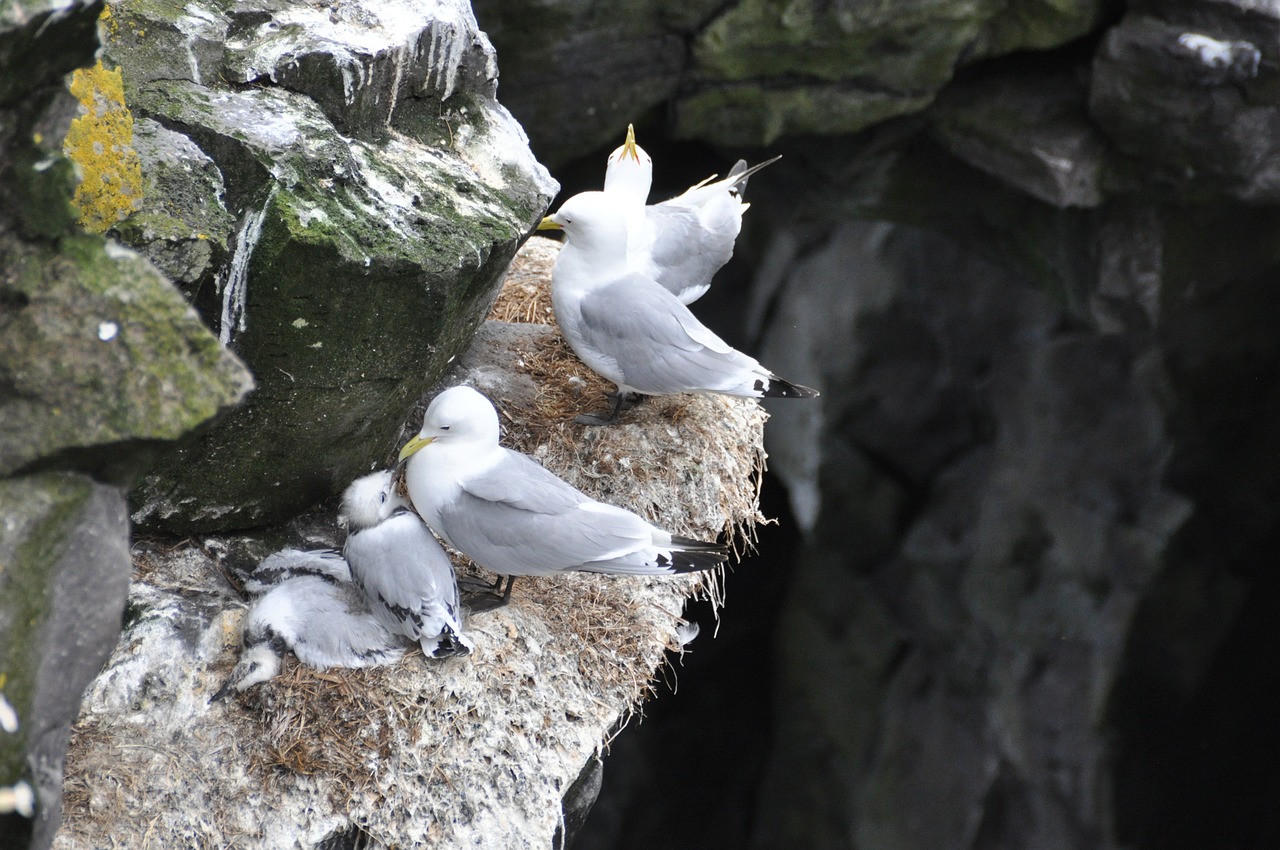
[55,235,769,850]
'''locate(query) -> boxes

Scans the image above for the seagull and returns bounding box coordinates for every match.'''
[341,470,474,657]
[396,385,728,606]
[587,124,780,305]
[541,190,819,424]
[211,560,405,701]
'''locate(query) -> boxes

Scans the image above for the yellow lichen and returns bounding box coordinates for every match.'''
[98,4,118,40]
[63,59,143,233]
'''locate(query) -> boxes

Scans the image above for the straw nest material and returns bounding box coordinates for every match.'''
[55,235,769,850]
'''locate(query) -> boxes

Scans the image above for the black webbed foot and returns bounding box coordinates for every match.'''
[575,391,643,426]
[461,575,516,613]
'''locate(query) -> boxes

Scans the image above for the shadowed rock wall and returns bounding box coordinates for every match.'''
[472,1,1280,848]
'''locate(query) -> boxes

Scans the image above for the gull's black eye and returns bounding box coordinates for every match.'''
[440,425,451,431]
[379,491,387,503]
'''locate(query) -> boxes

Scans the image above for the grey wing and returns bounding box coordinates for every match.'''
[577,278,763,396]
[439,453,654,576]
[645,205,732,302]
[344,512,462,641]
[275,579,404,669]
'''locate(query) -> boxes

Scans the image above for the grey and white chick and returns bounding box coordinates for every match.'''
[212,559,406,701]
[341,470,474,659]
[241,547,352,594]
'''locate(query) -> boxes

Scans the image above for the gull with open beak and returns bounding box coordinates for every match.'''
[539,124,779,305]
[539,190,818,424]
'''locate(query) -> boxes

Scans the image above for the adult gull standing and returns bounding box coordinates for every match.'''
[397,386,728,606]
[542,190,818,424]
[560,124,780,305]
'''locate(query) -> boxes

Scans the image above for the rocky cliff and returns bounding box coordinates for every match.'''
[471,0,1280,848]
[7,0,1280,848]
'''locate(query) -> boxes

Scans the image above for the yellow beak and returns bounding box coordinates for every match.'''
[397,434,433,463]
[622,123,640,163]
[537,215,562,231]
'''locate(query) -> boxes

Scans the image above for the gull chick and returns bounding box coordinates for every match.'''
[242,547,352,594]
[581,123,780,305]
[543,190,818,424]
[397,386,728,605]
[342,471,474,657]
[212,564,405,701]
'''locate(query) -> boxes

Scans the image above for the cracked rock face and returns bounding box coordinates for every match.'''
[0,475,132,850]
[101,0,558,532]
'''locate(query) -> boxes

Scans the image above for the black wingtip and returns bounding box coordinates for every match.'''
[727,155,783,196]
[670,550,730,573]
[667,536,731,573]
[430,625,473,658]
[756,376,820,398]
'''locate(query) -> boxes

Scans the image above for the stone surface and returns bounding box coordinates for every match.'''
[471,0,723,166]
[1090,6,1280,202]
[95,0,559,532]
[112,117,235,295]
[0,0,99,239]
[0,473,132,850]
[675,0,1104,145]
[0,230,254,482]
[930,68,1107,208]
[474,0,1103,158]
[738,218,1189,850]
[54,241,768,850]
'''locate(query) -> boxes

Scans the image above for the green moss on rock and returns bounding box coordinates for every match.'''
[0,230,254,480]
[130,174,526,531]
[675,83,935,147]
[0,474,95,784]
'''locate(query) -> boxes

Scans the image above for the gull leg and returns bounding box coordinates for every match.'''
[462,575,517,613]
[575,391,642,426]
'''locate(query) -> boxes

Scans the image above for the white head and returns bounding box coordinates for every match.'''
[342,469,405,530]
[398,386,501,464]
[545,191,631,258]
[211,642,281,702]
[603,123,652,205]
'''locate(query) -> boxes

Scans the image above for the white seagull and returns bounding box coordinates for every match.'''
[212,557,405,701]
[542,190,819,424]
[397,386,728,606]
[587,124,780,305]
[341,470,474,657]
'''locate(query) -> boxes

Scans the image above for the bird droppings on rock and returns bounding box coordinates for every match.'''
[55,236,768,850]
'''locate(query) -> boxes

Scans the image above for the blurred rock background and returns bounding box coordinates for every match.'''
[470,0,1280,848]
[4,0,1279,848]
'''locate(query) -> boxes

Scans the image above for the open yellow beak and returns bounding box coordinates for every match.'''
[537,215,562,231]
[397,434,434,463]
[622,123,640,163]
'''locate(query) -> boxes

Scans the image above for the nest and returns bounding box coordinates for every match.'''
[55,235,770,850]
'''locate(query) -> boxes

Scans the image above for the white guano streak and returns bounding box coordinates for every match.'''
[423,21,465,101]
[220,185,278,345]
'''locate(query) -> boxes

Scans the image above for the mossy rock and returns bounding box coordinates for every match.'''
[676,0,1105,145]
[0,229,253,482]
[107,0,557,532]
[0,472,132,847]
